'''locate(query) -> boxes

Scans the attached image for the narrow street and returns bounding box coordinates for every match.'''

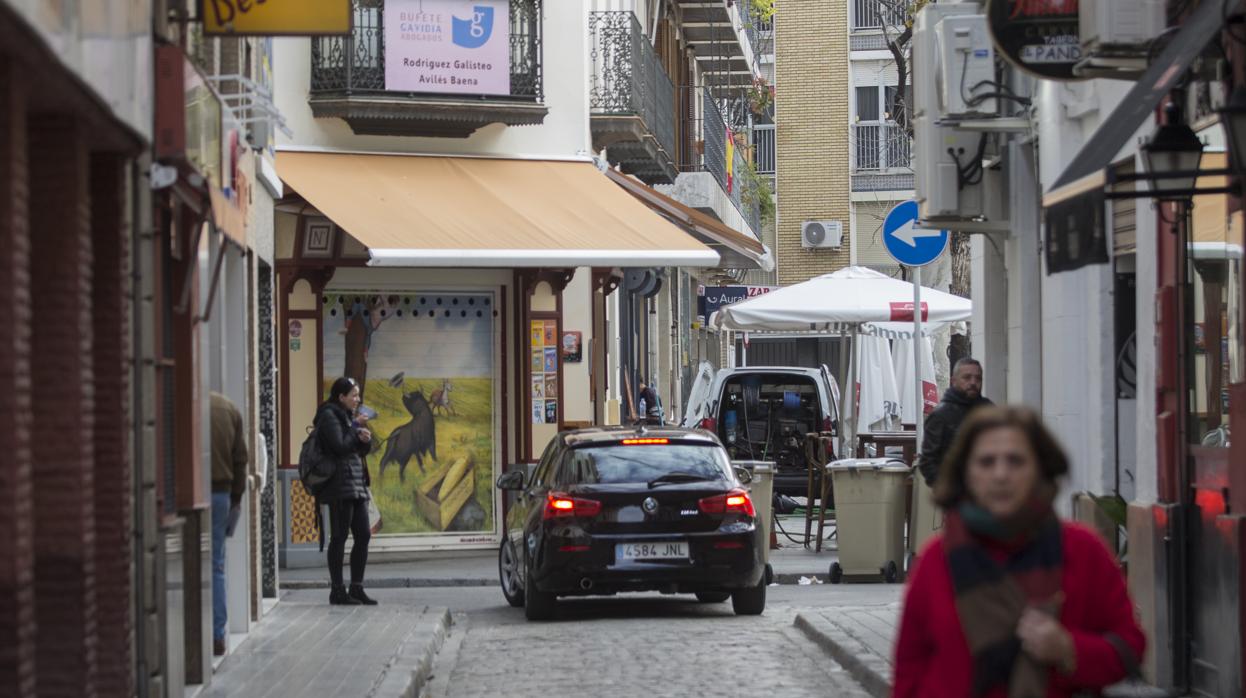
[416,586,886,698]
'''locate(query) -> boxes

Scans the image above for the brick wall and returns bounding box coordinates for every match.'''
[0,57,36,698]
[29,115,99,697]
[90,154,134,698]
[774,0,852,285]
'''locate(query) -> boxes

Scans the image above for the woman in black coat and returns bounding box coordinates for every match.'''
[316,377,377,605]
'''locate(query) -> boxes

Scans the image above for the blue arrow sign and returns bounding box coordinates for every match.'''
[882,200,950,267]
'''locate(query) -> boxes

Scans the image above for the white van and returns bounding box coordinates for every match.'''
[681,364,842,495]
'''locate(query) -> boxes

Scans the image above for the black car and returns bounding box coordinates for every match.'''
[495,426,767,621]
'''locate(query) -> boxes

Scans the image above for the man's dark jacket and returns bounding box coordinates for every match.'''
[916,388,992,485]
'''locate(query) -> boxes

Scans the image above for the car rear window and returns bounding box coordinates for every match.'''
[558,444,730,485]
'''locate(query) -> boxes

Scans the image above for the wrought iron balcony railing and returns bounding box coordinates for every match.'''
[753,124,775,175]
[852,122,912,172]
[589,11,678,179]
[309,0,544,136]
[676,87,728,190]
[852,0,905,31]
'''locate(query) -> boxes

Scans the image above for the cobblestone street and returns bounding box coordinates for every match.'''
[424,587,885,698]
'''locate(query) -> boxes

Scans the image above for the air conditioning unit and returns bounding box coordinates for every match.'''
[913,3,988,223]
[1081,0,1165,53]
[802,220,843,249]
[915,114,985,221]
[913,3,982,121]
[934,14,997,118]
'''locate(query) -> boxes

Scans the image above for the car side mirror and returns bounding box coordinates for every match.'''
[496,470,525,491]
[734,466,753,485]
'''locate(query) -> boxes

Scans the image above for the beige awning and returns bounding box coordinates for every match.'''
[604,168,774,272]
[275,150,720,268]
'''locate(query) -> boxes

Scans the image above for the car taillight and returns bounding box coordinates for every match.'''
[543,492,602,520]
[822,416,834,433]
[698,488,756,518]
[700,417,717,432]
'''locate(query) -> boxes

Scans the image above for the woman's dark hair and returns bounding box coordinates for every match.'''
[932,405,1070,509]
[328,377,358,405]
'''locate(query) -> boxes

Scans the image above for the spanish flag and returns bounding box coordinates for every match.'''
[725,127,734,193]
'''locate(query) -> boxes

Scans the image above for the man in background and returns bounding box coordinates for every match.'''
[210,391,249,656]
[915,358,991,486]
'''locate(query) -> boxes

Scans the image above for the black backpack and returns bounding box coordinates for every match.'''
[297,423,336,497]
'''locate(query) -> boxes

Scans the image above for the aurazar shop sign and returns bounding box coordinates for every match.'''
[987,0,1085,81]
[202,0,351,36]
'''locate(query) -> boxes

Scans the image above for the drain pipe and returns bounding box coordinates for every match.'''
[131,157,151,698]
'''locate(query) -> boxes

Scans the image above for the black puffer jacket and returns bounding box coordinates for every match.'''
[313,401,372,502]
[915,388,993,486]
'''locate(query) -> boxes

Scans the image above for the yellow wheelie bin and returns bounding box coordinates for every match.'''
[827,458,910,584]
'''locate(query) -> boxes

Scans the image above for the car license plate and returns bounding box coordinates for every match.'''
[616,541,688,560]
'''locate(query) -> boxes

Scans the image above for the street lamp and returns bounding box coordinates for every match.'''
[1219,85,1246,172]
[1141,103,1206,201]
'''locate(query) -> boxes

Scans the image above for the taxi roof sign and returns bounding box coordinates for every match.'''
[202,0,352,37]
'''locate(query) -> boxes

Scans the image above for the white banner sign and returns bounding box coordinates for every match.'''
[384,0,510,95]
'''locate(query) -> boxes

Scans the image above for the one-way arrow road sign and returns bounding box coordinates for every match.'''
[882,200,949,267]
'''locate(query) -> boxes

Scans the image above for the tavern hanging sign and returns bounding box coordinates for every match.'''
[987,0,1087,82]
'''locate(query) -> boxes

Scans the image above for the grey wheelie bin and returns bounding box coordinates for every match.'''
[826,458,910,584]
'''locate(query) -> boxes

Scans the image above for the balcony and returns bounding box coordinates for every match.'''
[673,0,760,88]
[852,122,911,170]
[658,88,761,237]
[852,0,905,32]
[852,122,913,192]
[753,124,775,176]
[308,0,546,138]
[589,12,679,184]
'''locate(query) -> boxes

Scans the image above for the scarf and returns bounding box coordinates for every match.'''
[943,491,1063,698]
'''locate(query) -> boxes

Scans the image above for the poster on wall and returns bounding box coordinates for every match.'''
[561,331,582,362]
[384,0,511,95]
[321,291,497,539]
[531,319,558,424]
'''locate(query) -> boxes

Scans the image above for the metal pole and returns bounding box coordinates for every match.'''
[912,265,924,448]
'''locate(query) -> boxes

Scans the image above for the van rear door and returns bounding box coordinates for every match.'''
[820,364,842,426]
[681,361,717,428]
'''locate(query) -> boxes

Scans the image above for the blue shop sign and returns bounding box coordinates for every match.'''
[697,285,776,319]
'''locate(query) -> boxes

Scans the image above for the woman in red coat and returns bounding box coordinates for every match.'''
[892,405,1144,698]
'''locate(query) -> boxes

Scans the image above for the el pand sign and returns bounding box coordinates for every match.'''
[385,0,511,95]
[697,286,776,320]
[202,0,352,36]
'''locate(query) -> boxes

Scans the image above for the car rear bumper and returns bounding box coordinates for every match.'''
[532,528,764,595]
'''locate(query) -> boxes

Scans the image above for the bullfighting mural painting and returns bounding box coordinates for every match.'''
[322,291,497,536]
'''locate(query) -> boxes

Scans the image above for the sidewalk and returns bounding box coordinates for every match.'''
[280,537,842,589]
[198,595,450,698]
[795,604,1174,698]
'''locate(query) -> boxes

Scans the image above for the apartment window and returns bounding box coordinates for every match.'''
[884,85,912,122]
[855,84,911,171]
[856,86,881,122]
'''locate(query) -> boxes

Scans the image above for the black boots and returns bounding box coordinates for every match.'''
[330,584,361,605]
[349,584,378,605]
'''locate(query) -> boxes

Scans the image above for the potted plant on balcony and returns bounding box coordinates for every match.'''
[747,76,774,116]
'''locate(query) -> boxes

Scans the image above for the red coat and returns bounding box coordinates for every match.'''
[892,522,1146,698]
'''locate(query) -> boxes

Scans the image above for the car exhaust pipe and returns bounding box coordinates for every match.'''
[579,577,594,591]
